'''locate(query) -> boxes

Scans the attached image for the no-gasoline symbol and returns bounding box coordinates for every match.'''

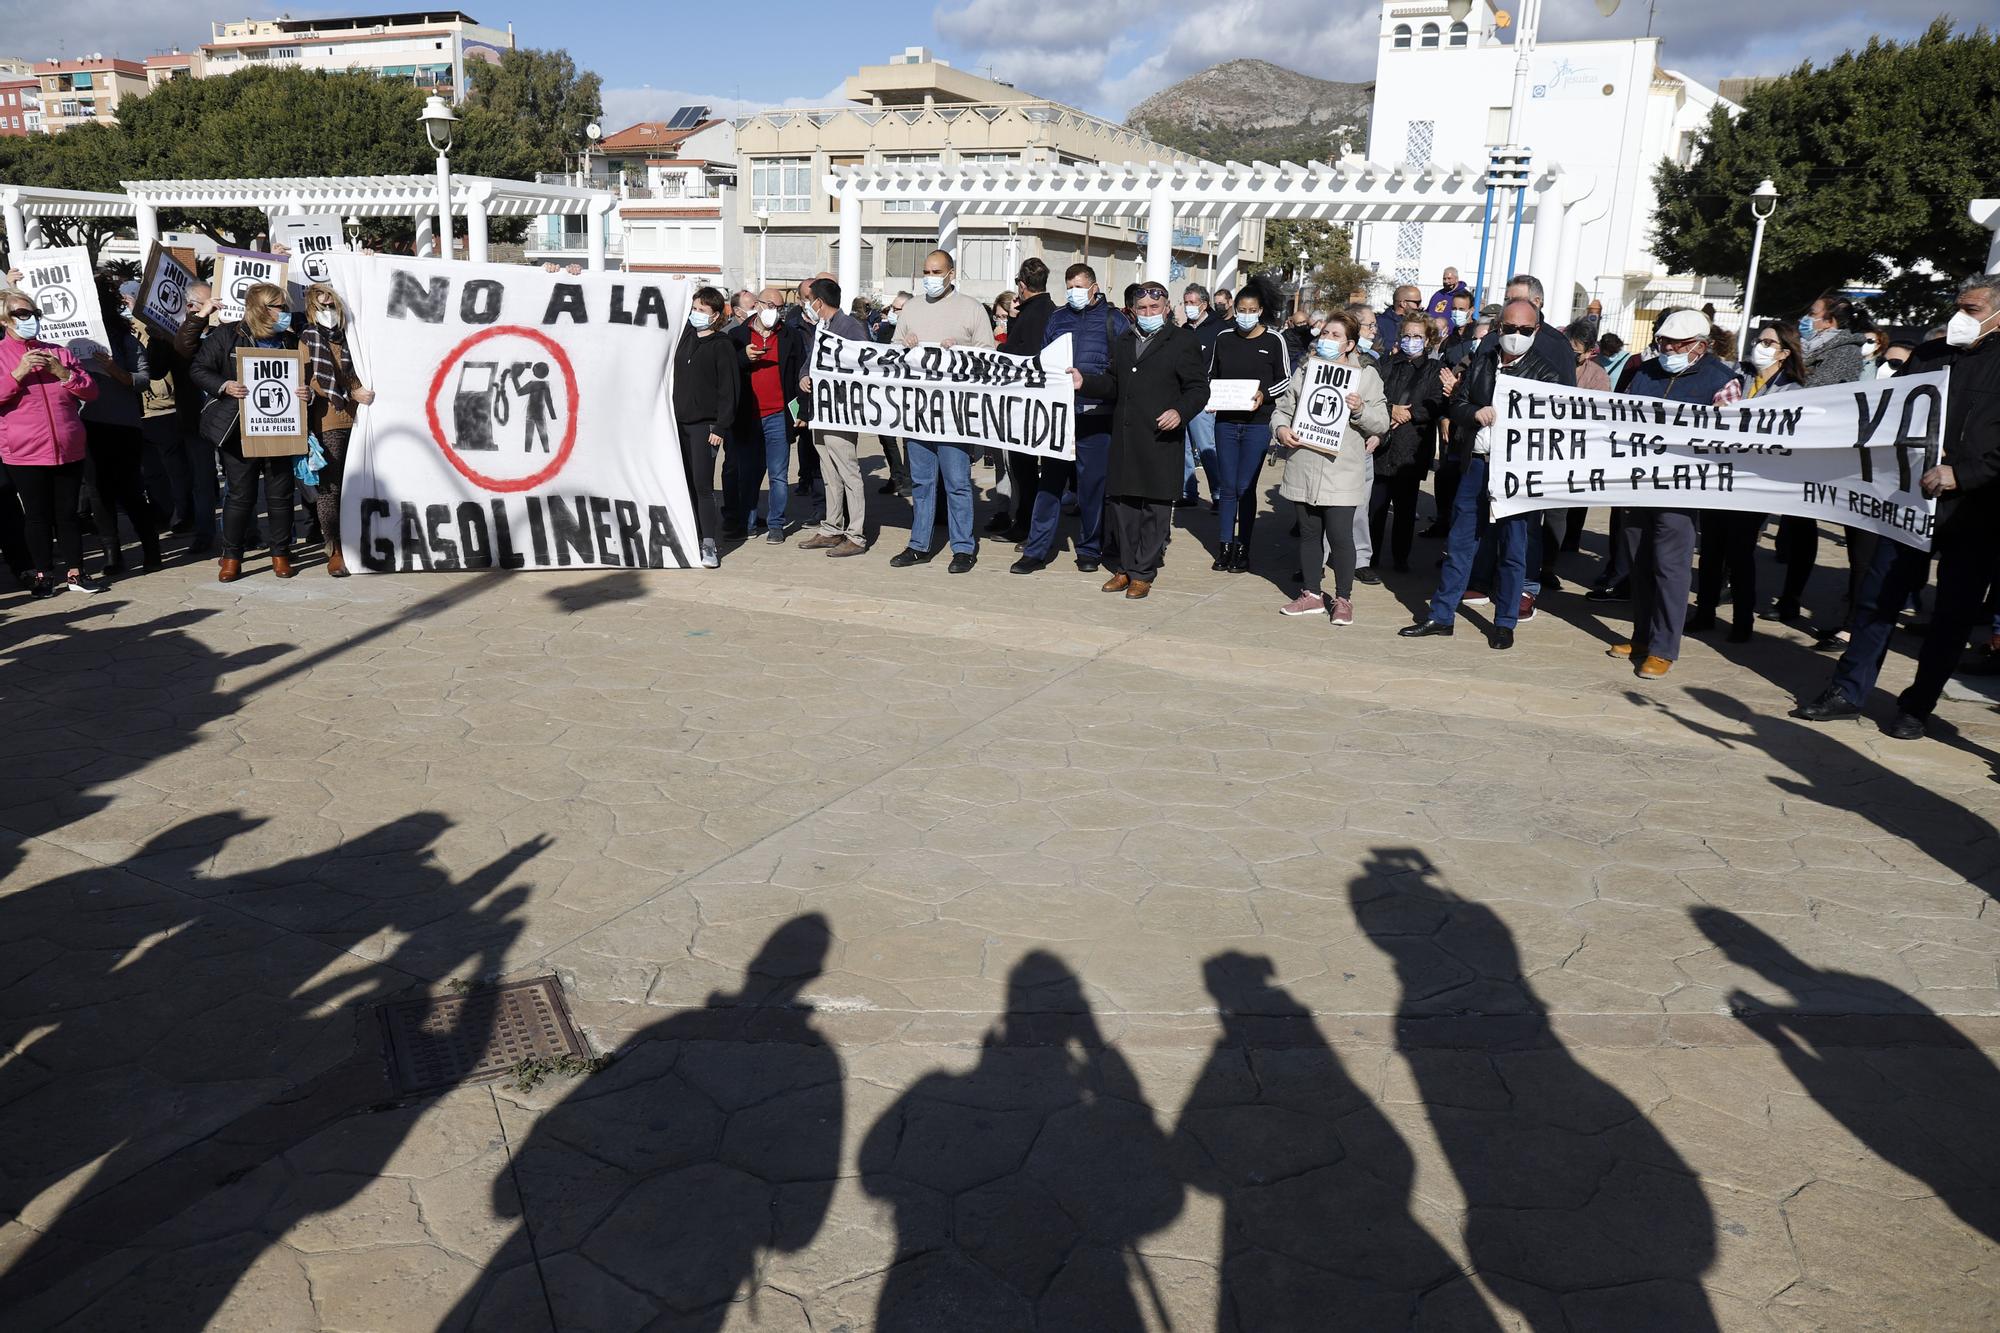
[425,325,579,493]
[300,253,331,282]
[1306,386,1344,428]
[253,379,292,418]
[38,283,75,322]
[229,273,255,305]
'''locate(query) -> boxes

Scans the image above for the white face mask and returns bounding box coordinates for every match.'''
[920,274,948,298]
[1659,350,1692,375]
[757,307,778,329]
[1499,331,1534,358]
[1750,343,1781,370]
[1946,309,1990,348]
[1877,361,1900,380]
[803,304,820,324]
[1184,303,1202,323]
[314,309,340,330]
[1066,287,1090,310]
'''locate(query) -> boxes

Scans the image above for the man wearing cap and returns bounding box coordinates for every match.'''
[1606,309,1737,678]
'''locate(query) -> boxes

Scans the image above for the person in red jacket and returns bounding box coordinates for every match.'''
[0,288,99,596]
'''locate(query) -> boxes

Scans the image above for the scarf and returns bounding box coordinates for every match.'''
[300,326,352,415]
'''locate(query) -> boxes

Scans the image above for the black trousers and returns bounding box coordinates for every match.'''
[1106,496,1170,582]
[1368,467,1422,570]
[678,421,722,542]
[1009,451,1039,533]
[1778,518,1879,621]
[1430,458,1461,531]
[1298,502,1358,599]
[7,459,85,576]
[1901,530,2000,719]
[1696,510,1761,625]
[84,421,159,564]
[880,437,909,491]
[219,444,297,560]
[0,474,31,579]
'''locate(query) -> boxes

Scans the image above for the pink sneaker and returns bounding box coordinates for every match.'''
[1280,591,1326,617]
[1330,596,1354,626]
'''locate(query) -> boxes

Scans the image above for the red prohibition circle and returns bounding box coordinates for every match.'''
[424,324,581,493]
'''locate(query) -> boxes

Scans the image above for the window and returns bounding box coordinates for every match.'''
[751,156,812,214]
[960,152,1016,166]
[273,47,299,59]
[883,153,941,212]
[73,73,93,89]
[1420,22,1440,48]
[1449,21,1468,47]
[1393,23,1412,48]
[1485,106,1510,145]
[957,237,1009,285]
[882,237,934,282]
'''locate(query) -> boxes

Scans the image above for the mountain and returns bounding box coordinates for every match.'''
[1125,59,1372,165]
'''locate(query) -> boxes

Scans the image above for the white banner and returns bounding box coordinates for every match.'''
[16,247,109,361]
[807,328,1075,459]
[1292,357,1353,455]
[214,247,289,321]
[1489,372,1946,551]
[271,215,345,297]
[325,254,701,573]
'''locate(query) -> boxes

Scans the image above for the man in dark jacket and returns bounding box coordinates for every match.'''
[726,288,800,541]
[1796,273,2000,738]
[1425,268,1470,320]
[672,286,739,565]
[1377,284,1422,358]
[1015,263,1128,574]
[1608,309,1738,677]
[1072,282,1209,598]
[1401,298,1561,650]
[796,277,875,557]
[992,258,1054,540]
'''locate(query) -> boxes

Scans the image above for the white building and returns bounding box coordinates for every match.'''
[200,11,514,104]
[1358,0,1740,344]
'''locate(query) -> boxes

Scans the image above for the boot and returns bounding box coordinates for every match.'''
[271,553,295,579]
[324,541,349,578]
[217,557,242,583]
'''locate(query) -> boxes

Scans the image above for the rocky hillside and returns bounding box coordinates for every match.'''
[1126,59,1372,164]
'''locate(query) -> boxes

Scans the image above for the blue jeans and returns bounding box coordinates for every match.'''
[1183,410,1218,502]
[1024,428,1109,562]
[1214,419,1270,547]
[1428,456,1525,629]
[1471,506,1544,599]
[1830,538,1931,706]
[907,437,975,555]
[724,412,789,531]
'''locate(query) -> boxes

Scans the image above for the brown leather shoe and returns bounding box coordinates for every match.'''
[1124,579,1152,599]
[1101,573,1131,593]
[217,557,242,583]
[1636,655,1673,678]
[826,539,867,558]
[798,532,842,550]
[271,553,295,579]
[1606,642,1635,659]
[324,543,349,578]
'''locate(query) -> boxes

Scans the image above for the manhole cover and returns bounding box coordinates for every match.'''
[378,976,585,1094]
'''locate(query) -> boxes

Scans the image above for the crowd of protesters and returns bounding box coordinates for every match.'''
[2,247,1994,744]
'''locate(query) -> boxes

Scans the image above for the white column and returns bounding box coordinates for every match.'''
[2,200,26,266]
[585,197,612,271]
[1527,176,1563,311]
[1971,200,2000,272]
[135,203,160,255]
[1145,182,1174,286]
[415,214,436,259]
[465,184,491,263]
[1551,199,1585,328]
[1213,205,1247,295]
[934,203,959,259]
[836,186,862,302]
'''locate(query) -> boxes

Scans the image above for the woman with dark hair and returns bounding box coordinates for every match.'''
[1206,272,1290,572]
[1370,314,1442,573]
[1799,292,1869,386]
[1693,320,1806,641]
[673,285,736,567]
[190,281,300,582]
[297,282,375,577]
[78,271,161,575]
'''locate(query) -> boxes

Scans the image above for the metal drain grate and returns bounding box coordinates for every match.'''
[378,976,585,1094]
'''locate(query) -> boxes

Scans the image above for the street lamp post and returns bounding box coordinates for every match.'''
[344,214,362,250]
[755,209,769,291]
[419,94,458,261]
[1740,179,1780,339]
[1297,247,1309,316]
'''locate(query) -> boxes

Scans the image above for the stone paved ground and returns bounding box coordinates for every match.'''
[2,483,1997,1331]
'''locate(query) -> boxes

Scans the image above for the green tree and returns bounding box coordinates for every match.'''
[458,48,604,182]
[1260,218,1374,312]
[1652,19,2000,325]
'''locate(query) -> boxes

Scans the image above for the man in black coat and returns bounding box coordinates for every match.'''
[1071,282,1209,599]
[993,257,1055,540]
[1796,273,2000,739]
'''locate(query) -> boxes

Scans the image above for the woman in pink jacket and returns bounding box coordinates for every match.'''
[0,288,99,596]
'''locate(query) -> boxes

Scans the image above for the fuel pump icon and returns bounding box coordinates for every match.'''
[452,360,505,451]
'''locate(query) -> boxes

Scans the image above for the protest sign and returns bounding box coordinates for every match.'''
[1205,379,1262,413]
[1291,357,1353,456]
[1488,372,1946,550]
[135,242,197,339]
[271,215,345,296]
[233,348,309,457]
[806,328,1075,459]
[324,254,702,573]
[15,247,109,361]
[214,247,289,321]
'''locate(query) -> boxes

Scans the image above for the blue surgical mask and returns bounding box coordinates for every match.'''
[1453,309,1473,327]
[1066,287,1090,310]
[1184,302,1202,323]
[1234,311,1259,331]
[920,275,947,298]
[1797,315,1815,339]
[689,310,713,330]
[1660,351,1692,375]
[10,315,40,340]
[1136,312,1164,334]
[1401,335,1425,356]
[1316,337,1343,359]
[272,310,293,333]
[1358,336,1374,354]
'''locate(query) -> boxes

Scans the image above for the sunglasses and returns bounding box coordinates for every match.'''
[1498,323,1536,336]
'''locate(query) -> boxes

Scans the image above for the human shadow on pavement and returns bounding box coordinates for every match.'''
[860,951,1184,1332]
[448,914,845,1332]
[1693,907,2000,1242]
[0,811,543,1328]
[1171,951,1500,1331]
[1350,849,1721,1332]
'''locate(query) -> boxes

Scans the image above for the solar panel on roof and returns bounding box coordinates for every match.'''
[665,104,710,130]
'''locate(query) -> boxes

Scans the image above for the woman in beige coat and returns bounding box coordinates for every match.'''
[1271,311,1390,625]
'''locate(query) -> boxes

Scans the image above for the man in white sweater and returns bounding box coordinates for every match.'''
[886,249,995,574]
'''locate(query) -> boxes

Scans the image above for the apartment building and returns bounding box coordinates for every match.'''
[35,56,147,131]
[200,10,514,103]
[732,48,1248,299]
[145,50,201,88]
[0,77,41,136]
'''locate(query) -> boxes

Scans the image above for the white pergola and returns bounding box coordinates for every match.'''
[829,157,1598,311]
[2,175,620,267]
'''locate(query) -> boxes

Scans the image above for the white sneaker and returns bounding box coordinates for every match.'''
[66,572,105,595]
[700,539,719,569]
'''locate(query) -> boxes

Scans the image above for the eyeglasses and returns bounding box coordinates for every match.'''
[1498,323,1536,336]
[1136,285,1169,300]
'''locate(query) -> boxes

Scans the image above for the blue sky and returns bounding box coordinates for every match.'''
[25,0,1965,128]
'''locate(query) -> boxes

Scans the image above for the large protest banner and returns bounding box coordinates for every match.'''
[214,247,289,321]
[1489,372,1947,550]
[324,254,701,573]
[807,328,1075,459]
[15,247,110,360]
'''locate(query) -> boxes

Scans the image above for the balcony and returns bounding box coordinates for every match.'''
[523,229,625,257]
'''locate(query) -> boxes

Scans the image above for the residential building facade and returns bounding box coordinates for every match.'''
[0,77,41,136]
[145,51,202,88]
[200,10,514,103]
[35,56,147,132]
